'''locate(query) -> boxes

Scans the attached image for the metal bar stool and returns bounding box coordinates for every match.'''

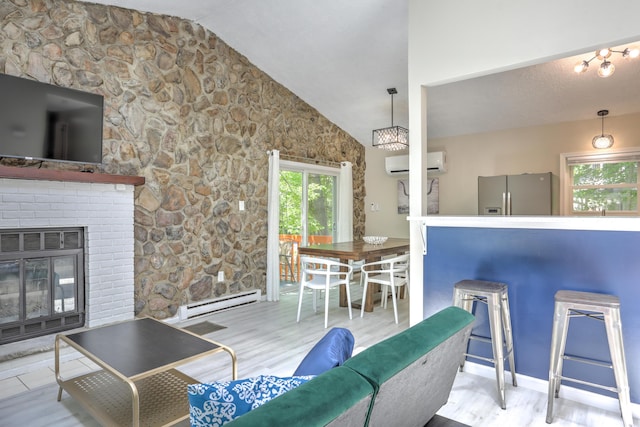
[453,279,517,409]
[546,290,633,427]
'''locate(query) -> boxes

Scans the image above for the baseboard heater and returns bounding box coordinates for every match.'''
[179,290,261,320]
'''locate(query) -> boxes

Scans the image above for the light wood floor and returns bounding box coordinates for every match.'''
[0,284,632,426]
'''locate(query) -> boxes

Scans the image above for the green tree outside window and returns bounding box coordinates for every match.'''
[279,171,335,236]
[571,161,638,213]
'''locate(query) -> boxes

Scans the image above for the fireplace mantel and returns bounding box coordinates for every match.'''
[0,165,144,186]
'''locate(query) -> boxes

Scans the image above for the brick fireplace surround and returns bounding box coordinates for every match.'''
[0,168,142,330]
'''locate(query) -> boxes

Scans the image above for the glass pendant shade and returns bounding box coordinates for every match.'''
[372,126,409,151]
[592,110,614,149]
[597,60,615,78]
[574,60,589,73]
[596,48,611,60]
[624,47,640,58]
[592,134,614,149]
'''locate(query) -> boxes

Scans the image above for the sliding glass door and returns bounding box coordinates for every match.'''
[278,162,338,285]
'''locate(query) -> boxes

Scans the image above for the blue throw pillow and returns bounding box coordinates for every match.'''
[293,327,354,376]
[188,374,314,427]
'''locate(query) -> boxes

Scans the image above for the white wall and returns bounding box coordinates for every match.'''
[432,112,640,215]
[364,147,410,238]
[407,0,640,324]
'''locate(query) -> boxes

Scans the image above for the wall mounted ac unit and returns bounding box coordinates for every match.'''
[385,152,447,176]
[426,151,446,173]
[385,155,409,176]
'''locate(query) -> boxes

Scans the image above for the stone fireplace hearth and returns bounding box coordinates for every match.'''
[0,173,138,333]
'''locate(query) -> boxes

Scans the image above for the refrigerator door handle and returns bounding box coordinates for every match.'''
[507,191,512,216]
[502,192,506,216]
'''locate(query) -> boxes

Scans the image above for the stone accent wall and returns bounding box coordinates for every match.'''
[0,0,365,319]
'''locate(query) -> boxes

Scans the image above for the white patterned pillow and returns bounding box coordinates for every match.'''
[188,374,314,426]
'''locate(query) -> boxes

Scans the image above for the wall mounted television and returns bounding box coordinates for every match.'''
[0,73,104,165]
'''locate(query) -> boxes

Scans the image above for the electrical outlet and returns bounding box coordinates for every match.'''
[239,200,245,211]
[217,271,224,282]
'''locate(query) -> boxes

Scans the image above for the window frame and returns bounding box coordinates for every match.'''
[560,148,640,216]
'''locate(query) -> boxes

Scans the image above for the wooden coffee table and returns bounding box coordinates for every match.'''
[55,317,237,427]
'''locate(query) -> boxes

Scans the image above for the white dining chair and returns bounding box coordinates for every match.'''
[297,256,353,328]
[360,254,409,324]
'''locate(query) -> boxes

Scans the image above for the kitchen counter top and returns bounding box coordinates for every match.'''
[409,215,640,232]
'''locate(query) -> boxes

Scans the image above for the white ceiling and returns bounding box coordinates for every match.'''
[428,48,640,139]
[84,1,640,144]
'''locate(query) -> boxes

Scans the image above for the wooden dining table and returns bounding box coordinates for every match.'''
[298,238,410,312]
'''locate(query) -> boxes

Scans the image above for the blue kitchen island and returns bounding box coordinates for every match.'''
[421,216,640,406]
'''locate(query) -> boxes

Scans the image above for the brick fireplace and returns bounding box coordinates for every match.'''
[0,171,139,332]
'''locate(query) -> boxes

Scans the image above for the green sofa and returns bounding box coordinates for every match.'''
[226,306,474,427]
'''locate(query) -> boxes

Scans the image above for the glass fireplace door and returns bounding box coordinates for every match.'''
[0,228,85,343]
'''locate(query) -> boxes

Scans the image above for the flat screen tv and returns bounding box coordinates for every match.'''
[0,73,104,165]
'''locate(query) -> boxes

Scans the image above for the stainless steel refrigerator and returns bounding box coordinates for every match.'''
[478,172,553,215]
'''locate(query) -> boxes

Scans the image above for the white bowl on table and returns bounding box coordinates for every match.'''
[363,236,388,245]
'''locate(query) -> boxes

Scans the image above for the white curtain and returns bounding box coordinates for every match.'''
[336,161,353,242]
[266,150,280,301]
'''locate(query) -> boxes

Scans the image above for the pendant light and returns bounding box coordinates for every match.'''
[372,88,408,151]
[592,110,614,149]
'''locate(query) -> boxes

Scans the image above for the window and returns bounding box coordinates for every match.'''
[562,150,640,216]
[279,161,338,246]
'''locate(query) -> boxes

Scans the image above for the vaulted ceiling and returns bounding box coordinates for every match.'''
[85,1,640,145]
